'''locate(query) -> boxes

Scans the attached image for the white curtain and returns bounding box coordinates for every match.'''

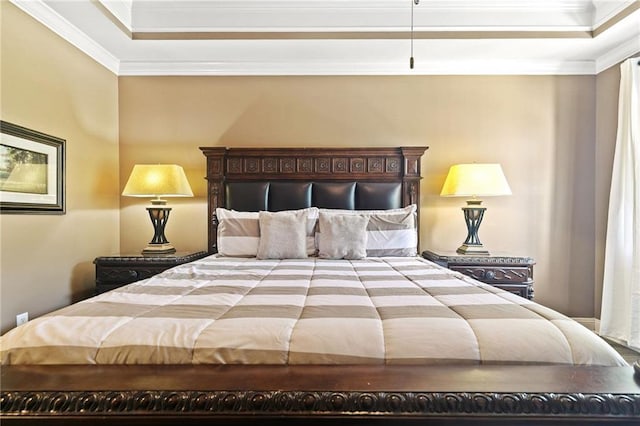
[600,58,640,350]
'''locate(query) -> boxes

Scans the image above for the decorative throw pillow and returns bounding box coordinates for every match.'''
[216,207,318,257]
[257,210,308,259]
[317,213,369,260]
[317,205,417,257]
[216,209,261,257]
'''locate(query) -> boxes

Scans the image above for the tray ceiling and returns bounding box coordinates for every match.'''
[9,0,640,76]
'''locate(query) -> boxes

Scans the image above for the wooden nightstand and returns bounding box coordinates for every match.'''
[94,251,208,294]
[422,249,535,299]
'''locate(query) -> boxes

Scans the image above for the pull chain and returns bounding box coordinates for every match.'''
[410,0,419,69]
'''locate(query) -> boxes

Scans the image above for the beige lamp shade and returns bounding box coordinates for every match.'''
[441,163,511,255]
[440,163,511,199]
[122,164,193,203]
[122,164,192,254]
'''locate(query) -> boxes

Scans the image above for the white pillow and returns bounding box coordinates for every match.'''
[317,213,368,260]
[216,209,260,257]
[317,204,417,257]
[257,210,308,259]
[216,207,318,257]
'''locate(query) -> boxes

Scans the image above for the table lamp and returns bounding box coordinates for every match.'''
[440,163,511,255]
[122,164,193,254]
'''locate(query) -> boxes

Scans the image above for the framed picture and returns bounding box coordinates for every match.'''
[0,121,65,214]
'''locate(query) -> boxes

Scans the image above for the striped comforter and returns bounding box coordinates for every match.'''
[0,256,626,366]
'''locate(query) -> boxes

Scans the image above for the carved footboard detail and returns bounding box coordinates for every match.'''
[2,390,639,419]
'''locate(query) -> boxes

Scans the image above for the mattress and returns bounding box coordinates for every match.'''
[0,256,626,366]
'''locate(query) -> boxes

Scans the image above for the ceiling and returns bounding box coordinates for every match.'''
[10,0,640,76]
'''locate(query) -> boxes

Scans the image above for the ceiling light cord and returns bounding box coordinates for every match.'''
[410,0,419,69]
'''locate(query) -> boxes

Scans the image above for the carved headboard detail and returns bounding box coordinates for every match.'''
[199,147,428,254]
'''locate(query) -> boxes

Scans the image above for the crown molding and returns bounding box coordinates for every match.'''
[596,33,640,73]
[10,0,120,74]
[131,30,593,41]
[118,58,596,76]
[129,1,595,33]
[592,0,638,28]
[98,0,132,31]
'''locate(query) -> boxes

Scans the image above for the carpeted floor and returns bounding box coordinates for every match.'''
[606,339,640,364]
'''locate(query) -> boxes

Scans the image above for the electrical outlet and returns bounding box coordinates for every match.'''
[16,312,28,326]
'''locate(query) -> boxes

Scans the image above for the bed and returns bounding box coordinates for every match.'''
[1,146,638,425]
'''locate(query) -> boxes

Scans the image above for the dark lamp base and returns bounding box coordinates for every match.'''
[142,206,176,255]
[142,243,176,255]
[456,244,489,255]
[458,205,491,255]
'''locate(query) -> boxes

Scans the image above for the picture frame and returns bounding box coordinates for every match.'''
[0,121,65,214]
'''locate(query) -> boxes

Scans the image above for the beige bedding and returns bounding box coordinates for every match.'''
[0,256,626,366]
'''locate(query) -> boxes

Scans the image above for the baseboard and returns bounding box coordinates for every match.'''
[571,317,600,333]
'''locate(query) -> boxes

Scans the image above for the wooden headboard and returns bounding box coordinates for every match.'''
[199,147,428,254]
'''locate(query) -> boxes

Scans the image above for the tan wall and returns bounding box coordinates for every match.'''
[0,3,120,333]
[119,75,598,316]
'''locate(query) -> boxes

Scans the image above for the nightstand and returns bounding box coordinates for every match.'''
[422,249,535,299]
[94,251,208,294]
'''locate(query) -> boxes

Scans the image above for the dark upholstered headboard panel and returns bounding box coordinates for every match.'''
[200,147,428,254]
[225,181,403,212]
